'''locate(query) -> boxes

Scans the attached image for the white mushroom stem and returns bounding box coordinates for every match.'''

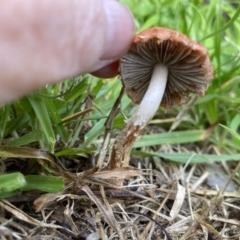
[109,63,168,169]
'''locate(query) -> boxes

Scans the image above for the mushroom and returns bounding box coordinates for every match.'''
[109,27,213,170]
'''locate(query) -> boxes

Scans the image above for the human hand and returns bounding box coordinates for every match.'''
[0,0,135,104]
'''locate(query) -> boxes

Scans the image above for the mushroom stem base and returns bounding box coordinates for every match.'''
[109,63,168,170]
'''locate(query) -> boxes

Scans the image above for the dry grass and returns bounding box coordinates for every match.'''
[1,105,240,240]
[1,162,240,240]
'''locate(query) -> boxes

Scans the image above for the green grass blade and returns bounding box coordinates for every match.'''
[201,4,240,41]
[219,124,240,142]
[134,129,209,148]
[0,172,26,197]
[42,96,68,142]
[6,130,43,147]
[0,190,22,199]
[81,119,105,148]
[0,105,11,142]
[55,147,97,157]
[132,150,240,164]
[4,114,29,138]
[28,94,56,152]
[63,79,88,103]
[22,175,64,193]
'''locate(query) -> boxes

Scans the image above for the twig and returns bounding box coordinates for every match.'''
[221,161,240,194]
[130,212,173,240]
[97,87,125,168]
[6,189,148,203]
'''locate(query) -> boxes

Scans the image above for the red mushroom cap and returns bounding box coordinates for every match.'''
[120,27,213,108]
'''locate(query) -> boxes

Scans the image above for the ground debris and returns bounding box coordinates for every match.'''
[1,154,240,240]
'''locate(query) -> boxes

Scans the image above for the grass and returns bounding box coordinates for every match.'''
[0,0,240,239]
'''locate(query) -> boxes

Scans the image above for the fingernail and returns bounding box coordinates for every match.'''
[101,0,135,60]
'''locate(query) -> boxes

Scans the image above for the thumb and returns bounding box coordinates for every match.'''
[0,0,135,104]
[71,0,135,74]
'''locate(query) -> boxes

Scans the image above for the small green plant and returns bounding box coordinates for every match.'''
[0,172,64,199]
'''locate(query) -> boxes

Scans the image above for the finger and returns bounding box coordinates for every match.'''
[0,0,134,104]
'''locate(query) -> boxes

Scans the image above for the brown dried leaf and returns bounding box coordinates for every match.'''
[92,168,141,179]
[169,183,186,220]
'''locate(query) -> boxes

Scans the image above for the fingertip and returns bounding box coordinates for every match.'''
[101,0,135,60]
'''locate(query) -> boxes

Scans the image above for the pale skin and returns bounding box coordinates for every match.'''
[0,0,135,104]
